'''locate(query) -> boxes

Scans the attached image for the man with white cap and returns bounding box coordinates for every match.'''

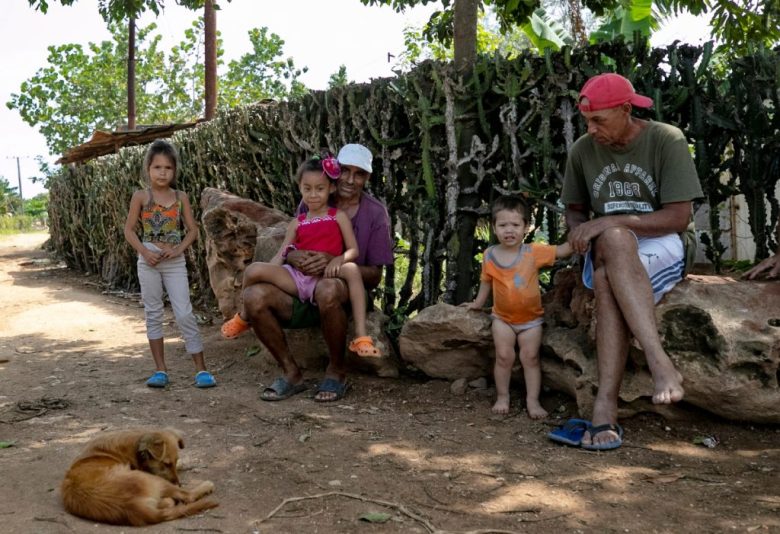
[548,73,703,450]
[243,144,394,402]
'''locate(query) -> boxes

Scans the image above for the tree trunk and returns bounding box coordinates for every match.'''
[453,0,478,73]
[127,16,136,131]
[447,0,480,304]
[567,0,588,46]
[204,0,217,120]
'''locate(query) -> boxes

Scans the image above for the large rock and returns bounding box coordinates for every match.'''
[200,187,400,377]
[399,303,494,380]
[276,310,400,378]
[398,270,780,423]
[200,187,289,320]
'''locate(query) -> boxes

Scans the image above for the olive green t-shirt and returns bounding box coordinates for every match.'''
[561,121,703,215]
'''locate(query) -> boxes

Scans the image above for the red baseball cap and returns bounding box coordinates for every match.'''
[578,73,653,112]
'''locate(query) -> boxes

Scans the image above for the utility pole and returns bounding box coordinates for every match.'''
[16,157,24,215]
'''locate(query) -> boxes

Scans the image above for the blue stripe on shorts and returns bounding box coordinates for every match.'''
[581,232,684,304]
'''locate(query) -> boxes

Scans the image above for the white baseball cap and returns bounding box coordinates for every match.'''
[337,144,373,174]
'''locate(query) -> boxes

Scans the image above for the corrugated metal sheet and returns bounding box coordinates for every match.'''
[56,122,200,165]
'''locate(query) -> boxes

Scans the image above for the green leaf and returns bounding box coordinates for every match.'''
[359,512,392,523]
[521,9,567,53]
[245,345,262,358]
[0,441,14,449]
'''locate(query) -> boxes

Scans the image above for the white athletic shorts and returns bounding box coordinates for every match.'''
[582,232,684,304]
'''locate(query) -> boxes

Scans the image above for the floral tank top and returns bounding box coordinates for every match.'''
[141,189,183,244]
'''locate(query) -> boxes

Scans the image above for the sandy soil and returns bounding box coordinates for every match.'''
[0,232,778,534]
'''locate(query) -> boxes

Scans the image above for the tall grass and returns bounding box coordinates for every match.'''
[0,215,48,234]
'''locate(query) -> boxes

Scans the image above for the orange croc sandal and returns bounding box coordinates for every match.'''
[348,336,381,358]
[221,313,250,339]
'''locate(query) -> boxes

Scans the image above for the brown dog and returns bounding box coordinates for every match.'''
[61,428,218,526]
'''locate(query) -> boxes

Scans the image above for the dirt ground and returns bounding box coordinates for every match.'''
[0,232,778,534]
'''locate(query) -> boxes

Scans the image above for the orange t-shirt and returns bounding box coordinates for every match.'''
[481,243,557,325]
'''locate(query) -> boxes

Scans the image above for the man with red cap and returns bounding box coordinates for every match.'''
[551,73,703,450]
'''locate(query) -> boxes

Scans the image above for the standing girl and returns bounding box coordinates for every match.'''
[221,154,381,359]
[123,139,216,388]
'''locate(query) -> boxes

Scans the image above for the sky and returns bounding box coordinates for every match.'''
[0,1,711,199]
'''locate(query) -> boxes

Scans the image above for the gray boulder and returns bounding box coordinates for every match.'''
[398,270,780,423]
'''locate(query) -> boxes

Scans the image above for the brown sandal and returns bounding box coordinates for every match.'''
[348,336,381,358]
[221,313,249,339]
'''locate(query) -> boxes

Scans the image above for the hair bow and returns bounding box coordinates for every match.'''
[320,153,341,180]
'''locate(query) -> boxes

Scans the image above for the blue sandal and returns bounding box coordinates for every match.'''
[194,371,217,388]
[260,377,307,401]
[146,371,169,388]
[547,418,592,447]
[581,423,624,451]
[314,377,349,402]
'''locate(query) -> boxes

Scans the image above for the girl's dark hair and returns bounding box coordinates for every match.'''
[491,195,530,224]
[294,151,335,184]
[142,139,180,188]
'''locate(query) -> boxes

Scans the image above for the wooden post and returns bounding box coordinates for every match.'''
[127,16,136,131]
[204,0,217,120]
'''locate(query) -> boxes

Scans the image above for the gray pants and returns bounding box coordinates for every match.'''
[137,243,203,355]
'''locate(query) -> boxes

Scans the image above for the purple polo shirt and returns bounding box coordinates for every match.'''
[296,193,394,267]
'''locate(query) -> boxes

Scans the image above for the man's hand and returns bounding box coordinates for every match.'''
[286,249,334,277]
[567,218,613,254]
[743,253,780,280]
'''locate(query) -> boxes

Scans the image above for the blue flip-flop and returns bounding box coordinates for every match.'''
[194,371,217,388]
[260,377,307,401]
[146,371,169,388]
[547,418,592,446]
[581,423,624,451]
[314,377,349,402]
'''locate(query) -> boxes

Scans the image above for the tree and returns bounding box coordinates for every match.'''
[24,194,49,219]
[7,22,308,156]
[660,0,780,54]
[220,28,308,106]
[9,24,169,156]
[364,0,780,59]
[0,178,22,216]
[328,66,350,89]
[27,1,230,123]
[397,11,539,68]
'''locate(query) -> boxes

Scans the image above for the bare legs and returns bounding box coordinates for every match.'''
[148,338,207,373]
[242,277,351,402]
[582,227,685,447]
[240,263,299,313]
[242,282,302,392]
[338,263,368,337]
[312,279,349,400]
[491,319,546,419]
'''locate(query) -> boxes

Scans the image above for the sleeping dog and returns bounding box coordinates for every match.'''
[61,428,218,526]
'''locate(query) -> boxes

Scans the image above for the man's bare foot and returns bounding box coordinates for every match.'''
[492,394,510,414]
[652,369,684,404]
[525,399,548,420]
[582,397,619,448]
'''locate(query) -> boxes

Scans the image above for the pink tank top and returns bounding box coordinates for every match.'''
[294,207,343,257]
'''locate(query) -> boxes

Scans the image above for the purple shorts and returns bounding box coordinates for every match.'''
[283,265,320,304]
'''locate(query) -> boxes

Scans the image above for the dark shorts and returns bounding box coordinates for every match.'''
[280,297,321,329]
[279,289,371,330]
